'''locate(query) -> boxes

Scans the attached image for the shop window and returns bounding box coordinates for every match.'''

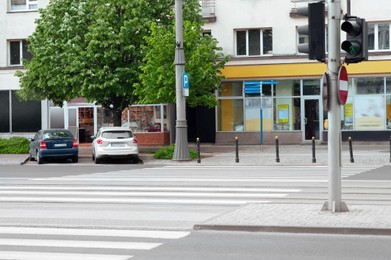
[218,99,244,131]
[386,78,391,94]
[245,98,273,131]
[235,28,272,56]
[273,97,301,131]
[124,105,168,133]
[275,80,300,96]
[303,79,320,95]
[219,82,243,97]
[386,96,391,129]
[354,95,385,130]
[341,98,354,130]
[356,78,384,94]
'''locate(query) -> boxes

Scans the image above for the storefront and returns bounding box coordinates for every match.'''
[216,61,391,144]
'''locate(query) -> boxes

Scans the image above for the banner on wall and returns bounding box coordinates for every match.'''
[354,96,385,130]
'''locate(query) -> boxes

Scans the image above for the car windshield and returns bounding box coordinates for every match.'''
[43,131,73,139]
[101,131,133,139]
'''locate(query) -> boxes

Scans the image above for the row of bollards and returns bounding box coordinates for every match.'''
[194,135,391,164]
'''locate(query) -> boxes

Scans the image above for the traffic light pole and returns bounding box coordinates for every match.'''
[173,0,191,161]
[323,0,349,212]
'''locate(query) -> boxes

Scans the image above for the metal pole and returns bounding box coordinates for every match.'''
[349,136,354,163]
[323,0,348,212]
[275,136,280,163]
[312,136,316,163]
[389,135,391,163]
[235,137,239,163]
[197,138,201,163]
[173,0,191,161]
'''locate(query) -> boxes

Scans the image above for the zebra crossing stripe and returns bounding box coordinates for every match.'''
[0,251,132,260]
[0,190,290,198]
[0,197,271,205]
[0,227,190,239]
[0,238,161,250]
[0,186,302,193]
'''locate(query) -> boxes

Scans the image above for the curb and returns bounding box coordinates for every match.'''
[193,224,391,236]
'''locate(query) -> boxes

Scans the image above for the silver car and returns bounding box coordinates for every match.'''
[92,127,139,164]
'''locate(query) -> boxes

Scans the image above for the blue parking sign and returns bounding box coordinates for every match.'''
[182,73,189,96]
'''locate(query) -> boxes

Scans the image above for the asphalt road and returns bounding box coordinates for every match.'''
[133,230,391,260]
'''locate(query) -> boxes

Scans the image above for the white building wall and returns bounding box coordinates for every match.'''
[203,0,391,61]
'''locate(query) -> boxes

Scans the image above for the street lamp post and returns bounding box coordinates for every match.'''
[173,0,191,161]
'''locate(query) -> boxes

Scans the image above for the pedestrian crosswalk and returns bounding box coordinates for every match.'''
[0,227,189,260]
[0,165,382,258]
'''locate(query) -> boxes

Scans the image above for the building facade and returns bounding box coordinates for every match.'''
[1,0,391,144]
[203,0,391,144]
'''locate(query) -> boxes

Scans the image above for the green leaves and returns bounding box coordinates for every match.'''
[136,0,229,108]
[16,0,229,121]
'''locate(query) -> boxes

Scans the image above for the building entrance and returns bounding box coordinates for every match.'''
[303,98,321,141]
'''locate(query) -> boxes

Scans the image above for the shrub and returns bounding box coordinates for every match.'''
[154,144,198,160]
[0,137,30,154]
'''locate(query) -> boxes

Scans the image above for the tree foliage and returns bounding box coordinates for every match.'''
[16,0,173,125]
[16,0,229,126]
[135,0,229,108]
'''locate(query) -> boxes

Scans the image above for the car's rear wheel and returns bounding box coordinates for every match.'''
[37,151,44,165]
[95,157,101,164]
[130,155,139,164]
[72,156,78,163]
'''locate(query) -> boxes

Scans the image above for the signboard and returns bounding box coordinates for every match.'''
[338,66,349,105]
[182,73,189,97]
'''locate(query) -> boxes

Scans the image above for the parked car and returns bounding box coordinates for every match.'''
[29,129,79,164]
[91,127,139,164]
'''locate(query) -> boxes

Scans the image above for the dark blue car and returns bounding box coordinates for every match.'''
[29,129,79,164]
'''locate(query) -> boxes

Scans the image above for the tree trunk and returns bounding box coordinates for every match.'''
[112,109,122,126]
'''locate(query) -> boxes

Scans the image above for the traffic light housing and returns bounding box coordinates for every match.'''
[297,1,325,62]
[341,17,368,64]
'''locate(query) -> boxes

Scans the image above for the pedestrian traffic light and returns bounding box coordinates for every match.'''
[341,17,368,64]
[297,1,325,62]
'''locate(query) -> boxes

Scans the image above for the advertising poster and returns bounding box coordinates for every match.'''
[354,96,385,130]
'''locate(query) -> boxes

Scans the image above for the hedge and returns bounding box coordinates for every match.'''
[0,137,30,154]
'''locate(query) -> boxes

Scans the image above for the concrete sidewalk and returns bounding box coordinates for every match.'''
[194,203,391,236]
[1,142,390,166]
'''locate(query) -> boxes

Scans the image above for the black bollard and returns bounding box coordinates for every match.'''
[349,136,354,163]
[312,136,316,163]
[389,135,391,163]
[275,136,280,163]
[197,138,201,163]
[235,137,239,163]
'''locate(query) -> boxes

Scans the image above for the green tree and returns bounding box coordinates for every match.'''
[135,0,229,108]
[16,0,173,125]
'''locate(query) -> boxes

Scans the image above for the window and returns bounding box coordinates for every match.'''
[10,0,38,11]
[368,23,390,51]
[235,29,273,56]
[9,40,32,66]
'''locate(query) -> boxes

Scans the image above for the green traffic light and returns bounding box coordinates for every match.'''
[349,45,357,55]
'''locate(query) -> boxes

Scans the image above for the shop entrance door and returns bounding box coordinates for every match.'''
[303,98,321,141]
